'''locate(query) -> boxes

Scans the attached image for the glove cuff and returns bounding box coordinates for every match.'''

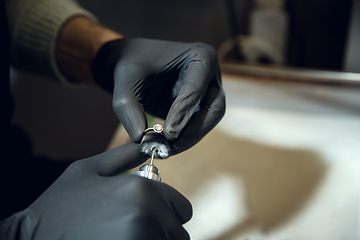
[91,38,127,93]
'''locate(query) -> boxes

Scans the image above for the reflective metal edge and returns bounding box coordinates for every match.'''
[220,63,360,85]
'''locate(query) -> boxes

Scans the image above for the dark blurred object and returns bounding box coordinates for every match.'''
[344,2,360,72]
[78,0,232,48]
[11,70,119,161]
[224,0,252,61]
[79,0,355,71]
[286,0,353,70]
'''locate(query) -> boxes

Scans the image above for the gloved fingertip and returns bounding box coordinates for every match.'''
[130,129,146,143]
[163,125,180,142]
[182,200,193,224]
[116,109,147,143]
[94,142,148,176]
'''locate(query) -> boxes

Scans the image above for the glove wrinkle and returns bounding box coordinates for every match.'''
[1,143,192,240]
[92,37,225,156]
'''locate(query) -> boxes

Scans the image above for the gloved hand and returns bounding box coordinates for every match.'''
[0,142,192,240]
[92,38,226,155]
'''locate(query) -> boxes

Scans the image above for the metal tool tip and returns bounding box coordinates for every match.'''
[150,147,158,166]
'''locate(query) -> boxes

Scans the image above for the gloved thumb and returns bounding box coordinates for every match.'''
[112,90,148,143]
[83,142,148,176]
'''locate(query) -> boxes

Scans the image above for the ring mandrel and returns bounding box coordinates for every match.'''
[134,124,171,181]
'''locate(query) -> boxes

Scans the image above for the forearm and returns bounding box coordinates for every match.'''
[6,0,122,86]
[57,17,123,85]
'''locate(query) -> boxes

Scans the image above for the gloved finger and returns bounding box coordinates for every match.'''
[85,142,148,176]
[159,183,193,225]
[164,64,212,140]
[132,203,190,240]
[124,175,192,225]
[161,215,191,240]
[163,43,219,141]
[169,82,226,155]
[112,73,148,142]
[128,210,190,240]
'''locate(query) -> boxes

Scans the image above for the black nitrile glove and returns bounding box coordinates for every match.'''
[0,142,192,240]
[92,38,226,155]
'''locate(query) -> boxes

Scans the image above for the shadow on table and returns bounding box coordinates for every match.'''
[157,129,327,239]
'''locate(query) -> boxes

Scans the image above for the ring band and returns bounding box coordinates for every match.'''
[144,124,163,134]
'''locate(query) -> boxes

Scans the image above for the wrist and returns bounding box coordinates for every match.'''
[57,17,123,85]
[91,38,128,93]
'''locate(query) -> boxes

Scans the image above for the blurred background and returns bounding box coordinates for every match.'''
[79,0,358,71]
[10,0,360,239]
[11,0,360,159]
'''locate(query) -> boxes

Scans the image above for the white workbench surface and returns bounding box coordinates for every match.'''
[152,73,360,240]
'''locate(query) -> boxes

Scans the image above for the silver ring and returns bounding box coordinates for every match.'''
[144,124,163,134]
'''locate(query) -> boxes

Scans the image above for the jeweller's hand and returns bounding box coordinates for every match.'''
[92,38,226,155]
[0,142,192,240]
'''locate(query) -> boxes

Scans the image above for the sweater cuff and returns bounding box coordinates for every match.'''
[6,0,98,86]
